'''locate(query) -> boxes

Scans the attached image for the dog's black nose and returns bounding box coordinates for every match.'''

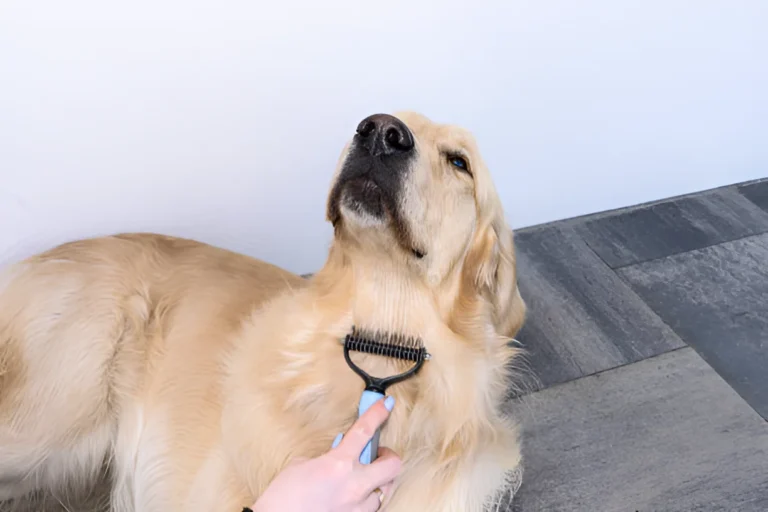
[355,114,414,156]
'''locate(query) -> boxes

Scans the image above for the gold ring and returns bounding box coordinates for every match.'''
[374,487,384,505]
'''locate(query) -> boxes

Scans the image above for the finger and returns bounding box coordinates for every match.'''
[374,481,395,509]
[356,448,402,494]
[378,481,395,499]
[377,446,398,459]
[335,396,395,459]
[358,489,385,512]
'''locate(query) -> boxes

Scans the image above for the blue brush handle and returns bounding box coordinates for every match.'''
[357,389,384,464]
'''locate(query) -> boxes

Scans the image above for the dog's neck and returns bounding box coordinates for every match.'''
[350,264,435,337]
[306,242,517,457]
[313,246,449,344]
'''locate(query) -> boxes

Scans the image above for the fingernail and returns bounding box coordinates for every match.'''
[331,433,343,448]
[384,395,395,411]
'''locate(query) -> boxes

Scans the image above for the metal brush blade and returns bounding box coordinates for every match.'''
[344,329,428,362]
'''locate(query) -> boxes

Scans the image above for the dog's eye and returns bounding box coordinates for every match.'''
[448,155,471,175]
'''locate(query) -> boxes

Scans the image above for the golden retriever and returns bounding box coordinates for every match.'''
[0,111,526,511]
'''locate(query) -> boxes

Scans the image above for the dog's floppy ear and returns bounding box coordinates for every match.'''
[464,215,526,339]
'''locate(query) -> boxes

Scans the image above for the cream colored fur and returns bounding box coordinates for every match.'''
[0,111,526,511]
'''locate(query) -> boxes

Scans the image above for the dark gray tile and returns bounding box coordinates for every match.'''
[618,233,768,420]
[508,348,768,512]
[576,188,768,268]
[739,179,768,214]
[512,226,684,392]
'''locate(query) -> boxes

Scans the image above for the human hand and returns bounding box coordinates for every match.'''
[250,395,401,512]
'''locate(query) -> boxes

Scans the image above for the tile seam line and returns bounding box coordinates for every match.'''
[611,228,768,271]
[567,224,689,361]
[514,345,691,397]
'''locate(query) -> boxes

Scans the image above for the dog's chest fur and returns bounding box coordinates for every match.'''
[213,287,519,511]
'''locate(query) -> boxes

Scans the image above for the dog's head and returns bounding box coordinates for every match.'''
[325,111,524,338]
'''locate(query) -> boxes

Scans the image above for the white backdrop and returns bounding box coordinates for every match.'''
[1,0,766,275]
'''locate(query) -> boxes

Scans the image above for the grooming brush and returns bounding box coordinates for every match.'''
[343,326,430,464]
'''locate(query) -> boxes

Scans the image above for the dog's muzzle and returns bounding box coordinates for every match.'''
[328,113,416,225]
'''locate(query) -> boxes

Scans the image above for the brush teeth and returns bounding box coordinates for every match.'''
[345,326,430,362]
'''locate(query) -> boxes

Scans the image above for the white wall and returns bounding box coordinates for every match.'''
[2,0,766,275]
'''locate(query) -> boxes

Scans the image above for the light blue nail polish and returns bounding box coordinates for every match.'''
[384,395,395,411]
[332,433,343,448]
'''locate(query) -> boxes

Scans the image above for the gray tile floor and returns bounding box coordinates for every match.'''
[510,178,768,511]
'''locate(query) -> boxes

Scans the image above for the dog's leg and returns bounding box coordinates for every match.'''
[0,422,113,507]
[0,261,133,505]
[0,386,115,506]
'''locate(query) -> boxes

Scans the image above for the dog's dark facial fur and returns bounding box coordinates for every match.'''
[327,114,419,255]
